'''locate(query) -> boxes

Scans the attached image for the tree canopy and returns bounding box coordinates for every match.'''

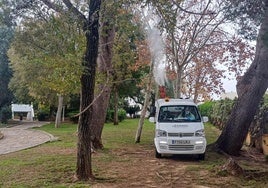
[214,0,268,155]
[8,14,84,105]
[145,0,254,101]
[0,2,14,109]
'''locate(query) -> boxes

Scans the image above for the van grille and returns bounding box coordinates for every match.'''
[169,145,194,151]
[168,132,194,137]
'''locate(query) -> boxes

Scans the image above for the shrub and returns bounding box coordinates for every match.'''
[199,99,235,130]
[118,108,127,122]
[106,109,126,122]
[210,99,235,130]
[106,109,114,122]
[198,101,215,117]
[66,111,79,123]
[0,106,12,124]
[37,110,49,121]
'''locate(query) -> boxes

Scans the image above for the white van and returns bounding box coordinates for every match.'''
[149,98,208,160]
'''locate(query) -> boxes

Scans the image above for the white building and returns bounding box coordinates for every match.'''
[11,103,35,121]
[220,92,238,100]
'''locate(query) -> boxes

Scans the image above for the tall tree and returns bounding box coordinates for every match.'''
[214,0,268,155]
[0,1,14,111]
[91,0,116,149]
[132,6,165,142]
[111,32,136,125]
[5,0,102,179]
[110,7,145,125]
[183,36,254,102]
[72,0,101,180]
[135,40,153,143]
[149,0,254,101]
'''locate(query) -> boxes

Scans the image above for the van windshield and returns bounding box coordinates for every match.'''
[158,105,201,122]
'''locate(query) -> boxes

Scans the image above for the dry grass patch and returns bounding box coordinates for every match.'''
[0,120,268,187]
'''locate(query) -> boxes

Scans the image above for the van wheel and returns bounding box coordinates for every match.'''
[198,153,205,160]
[155,149,162,158]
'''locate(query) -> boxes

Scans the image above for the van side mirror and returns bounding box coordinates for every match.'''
[202,116,208,123]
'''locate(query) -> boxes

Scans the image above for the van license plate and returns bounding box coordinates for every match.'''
[172,140,190,144]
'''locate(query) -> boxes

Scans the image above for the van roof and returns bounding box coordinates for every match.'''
[156,98,196,107]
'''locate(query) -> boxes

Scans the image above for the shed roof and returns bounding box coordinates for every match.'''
[11,104,33,112]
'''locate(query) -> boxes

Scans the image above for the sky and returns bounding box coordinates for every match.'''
[223,78,237,93]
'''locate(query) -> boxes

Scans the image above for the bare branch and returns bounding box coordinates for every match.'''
[62,0,86,22]
[40,0,87,26]
[170,0,216,16]
[40,0,64,13]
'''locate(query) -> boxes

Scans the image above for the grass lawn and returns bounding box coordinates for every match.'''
[0,119,267,187]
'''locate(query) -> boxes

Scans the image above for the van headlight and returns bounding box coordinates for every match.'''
[195,129,205,137]
[156,129,167,137]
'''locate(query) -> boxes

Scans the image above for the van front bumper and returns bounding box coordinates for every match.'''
[154,137,206,155]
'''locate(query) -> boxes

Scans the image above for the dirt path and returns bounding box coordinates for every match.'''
[90,144,267,188]
[0,121,56,155]
[85,140,268,188]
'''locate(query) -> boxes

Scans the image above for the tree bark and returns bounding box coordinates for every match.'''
[176,67,183,98]
[91,5,115,149]
[113,88,119,125]
[76,0,101,181]
[55,94,63,128]
[215,4,268,155]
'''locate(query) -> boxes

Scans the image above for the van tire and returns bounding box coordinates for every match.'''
[198,153,205,160]
[155,149,162,158]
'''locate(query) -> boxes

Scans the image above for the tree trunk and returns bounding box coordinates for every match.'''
[113,88,119,125]
[135,60,154,143]
[173,79,178,98]
[91,5,115,149]
[55,94,63,128]
[76,0,101,181]
[215,4,268,155]
[176,67,183,98]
